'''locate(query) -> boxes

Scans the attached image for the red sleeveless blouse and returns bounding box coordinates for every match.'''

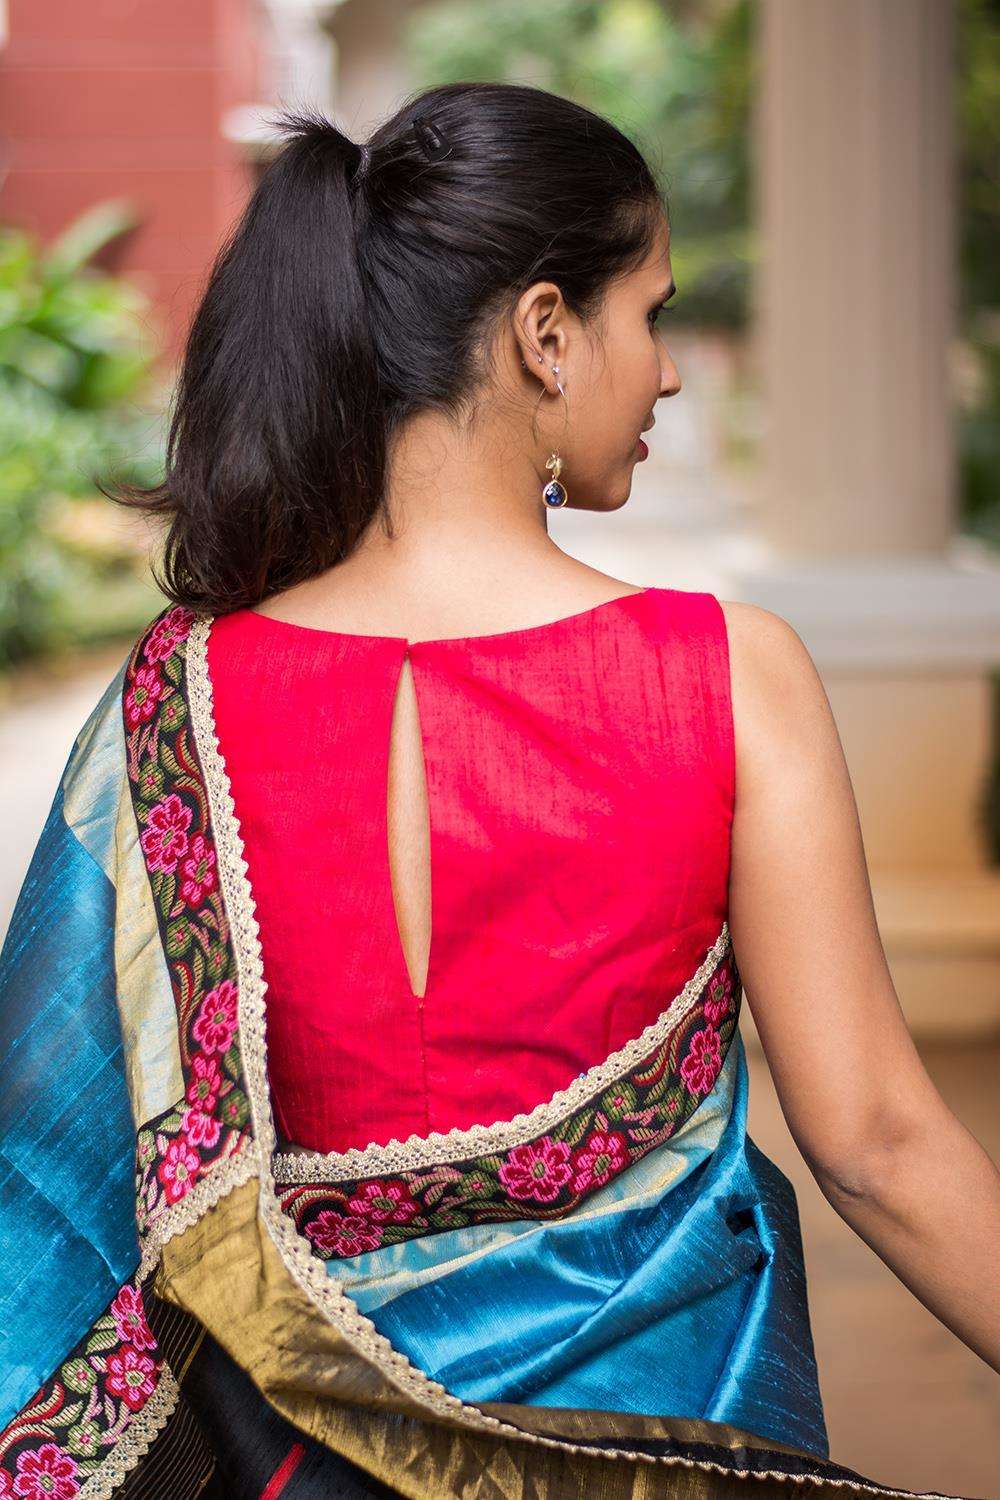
[205,585,735,1155]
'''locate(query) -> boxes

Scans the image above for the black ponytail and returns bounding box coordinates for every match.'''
[106,84,664,614]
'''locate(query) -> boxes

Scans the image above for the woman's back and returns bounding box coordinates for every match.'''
[1,71,987,1498]
[206,583,735,1156]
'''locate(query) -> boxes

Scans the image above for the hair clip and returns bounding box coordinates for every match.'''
[412,114,453,161]
[352,142,372,185]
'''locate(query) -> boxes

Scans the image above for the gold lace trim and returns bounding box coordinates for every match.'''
[272,924,732,1184]
[77,1366,180,1500]
[176,610,957,1498]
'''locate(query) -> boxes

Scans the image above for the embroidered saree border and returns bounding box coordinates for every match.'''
[120,606,253,1231]
[273,938,741,1259]
[0,1266,179,1500]
[1,603,965,1499]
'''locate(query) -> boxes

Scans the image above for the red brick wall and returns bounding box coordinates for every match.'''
[0,0,270,368]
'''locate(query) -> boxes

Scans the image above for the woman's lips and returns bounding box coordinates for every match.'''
[637,437,649,460]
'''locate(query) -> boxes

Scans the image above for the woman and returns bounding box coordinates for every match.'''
[0,81,995,1500]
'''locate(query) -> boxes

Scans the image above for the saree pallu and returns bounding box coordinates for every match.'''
[0,605,967,1499]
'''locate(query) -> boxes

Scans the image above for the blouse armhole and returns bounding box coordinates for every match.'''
[701,591,737,833]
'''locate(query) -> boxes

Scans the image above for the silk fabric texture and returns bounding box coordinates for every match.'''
[0,601,963,1499]
[203,588,733,1155]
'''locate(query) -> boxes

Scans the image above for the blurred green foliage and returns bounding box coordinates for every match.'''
[958,0,1000,549]
[0,202,168,671]
[406,0,755,329]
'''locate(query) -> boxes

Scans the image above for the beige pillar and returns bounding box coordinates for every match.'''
[729,0,1000,1036]
[757,0,957,560]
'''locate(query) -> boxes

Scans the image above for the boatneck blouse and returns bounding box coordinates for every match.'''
[204,584,735,1155]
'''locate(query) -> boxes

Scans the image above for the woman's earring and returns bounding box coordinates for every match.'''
[542,362,569,507]
[521,353,568,505]
[543,452,568,508]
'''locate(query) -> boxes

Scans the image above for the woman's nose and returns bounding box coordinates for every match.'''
[660,347,681,398]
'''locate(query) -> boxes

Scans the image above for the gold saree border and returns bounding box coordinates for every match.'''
[155,1174,947,1500]
[154,609,961,1500]
[112,761,186,1127]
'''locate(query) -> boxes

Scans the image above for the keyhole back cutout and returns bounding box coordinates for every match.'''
[386,650,433,1001]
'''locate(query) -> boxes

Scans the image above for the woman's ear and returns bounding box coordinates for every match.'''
[514,281,568,395]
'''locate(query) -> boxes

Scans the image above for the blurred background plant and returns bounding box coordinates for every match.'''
[957,0,1000,549]
[0,200,167,672]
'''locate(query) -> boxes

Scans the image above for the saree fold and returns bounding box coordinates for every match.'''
[0,604,967,1500]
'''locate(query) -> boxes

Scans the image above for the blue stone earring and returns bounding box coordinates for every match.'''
[543,452,568,508]
[521,351,570,507]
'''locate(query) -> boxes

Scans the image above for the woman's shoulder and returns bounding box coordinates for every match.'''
[716,598,829,718]
[715,597,846,814]
[715,595,807,649]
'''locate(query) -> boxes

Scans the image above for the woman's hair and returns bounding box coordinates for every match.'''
[106,81,665,614]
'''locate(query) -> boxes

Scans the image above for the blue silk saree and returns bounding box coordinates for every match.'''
[0,604,966,1499]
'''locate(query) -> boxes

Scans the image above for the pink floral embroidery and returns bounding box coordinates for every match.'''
[109,1284,156,1353]
[104,1347,157,1412]
[0,1268,171,1492]
[179,832,217,907]
[124,665,165,733]
[305,1210,383,1257]
[282,954,742,1258]
[122,608,252,1251]
[703,970,733,1027]
[140,793,192,874]
[680,1025,723,1097]
[347,1180,419,1225]
[183,1056,224,1146]
[185,1052,222,1111]
[191,979,238,1055]
[570,1129,629,1192]
[498,1136,573,1202]
[156,1137,200,1203]
[181,1104,222,1150]
[9,1443,79,1500]
[143,604,196,664]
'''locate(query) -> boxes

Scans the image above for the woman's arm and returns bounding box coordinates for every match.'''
[721,599,1000,1374]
